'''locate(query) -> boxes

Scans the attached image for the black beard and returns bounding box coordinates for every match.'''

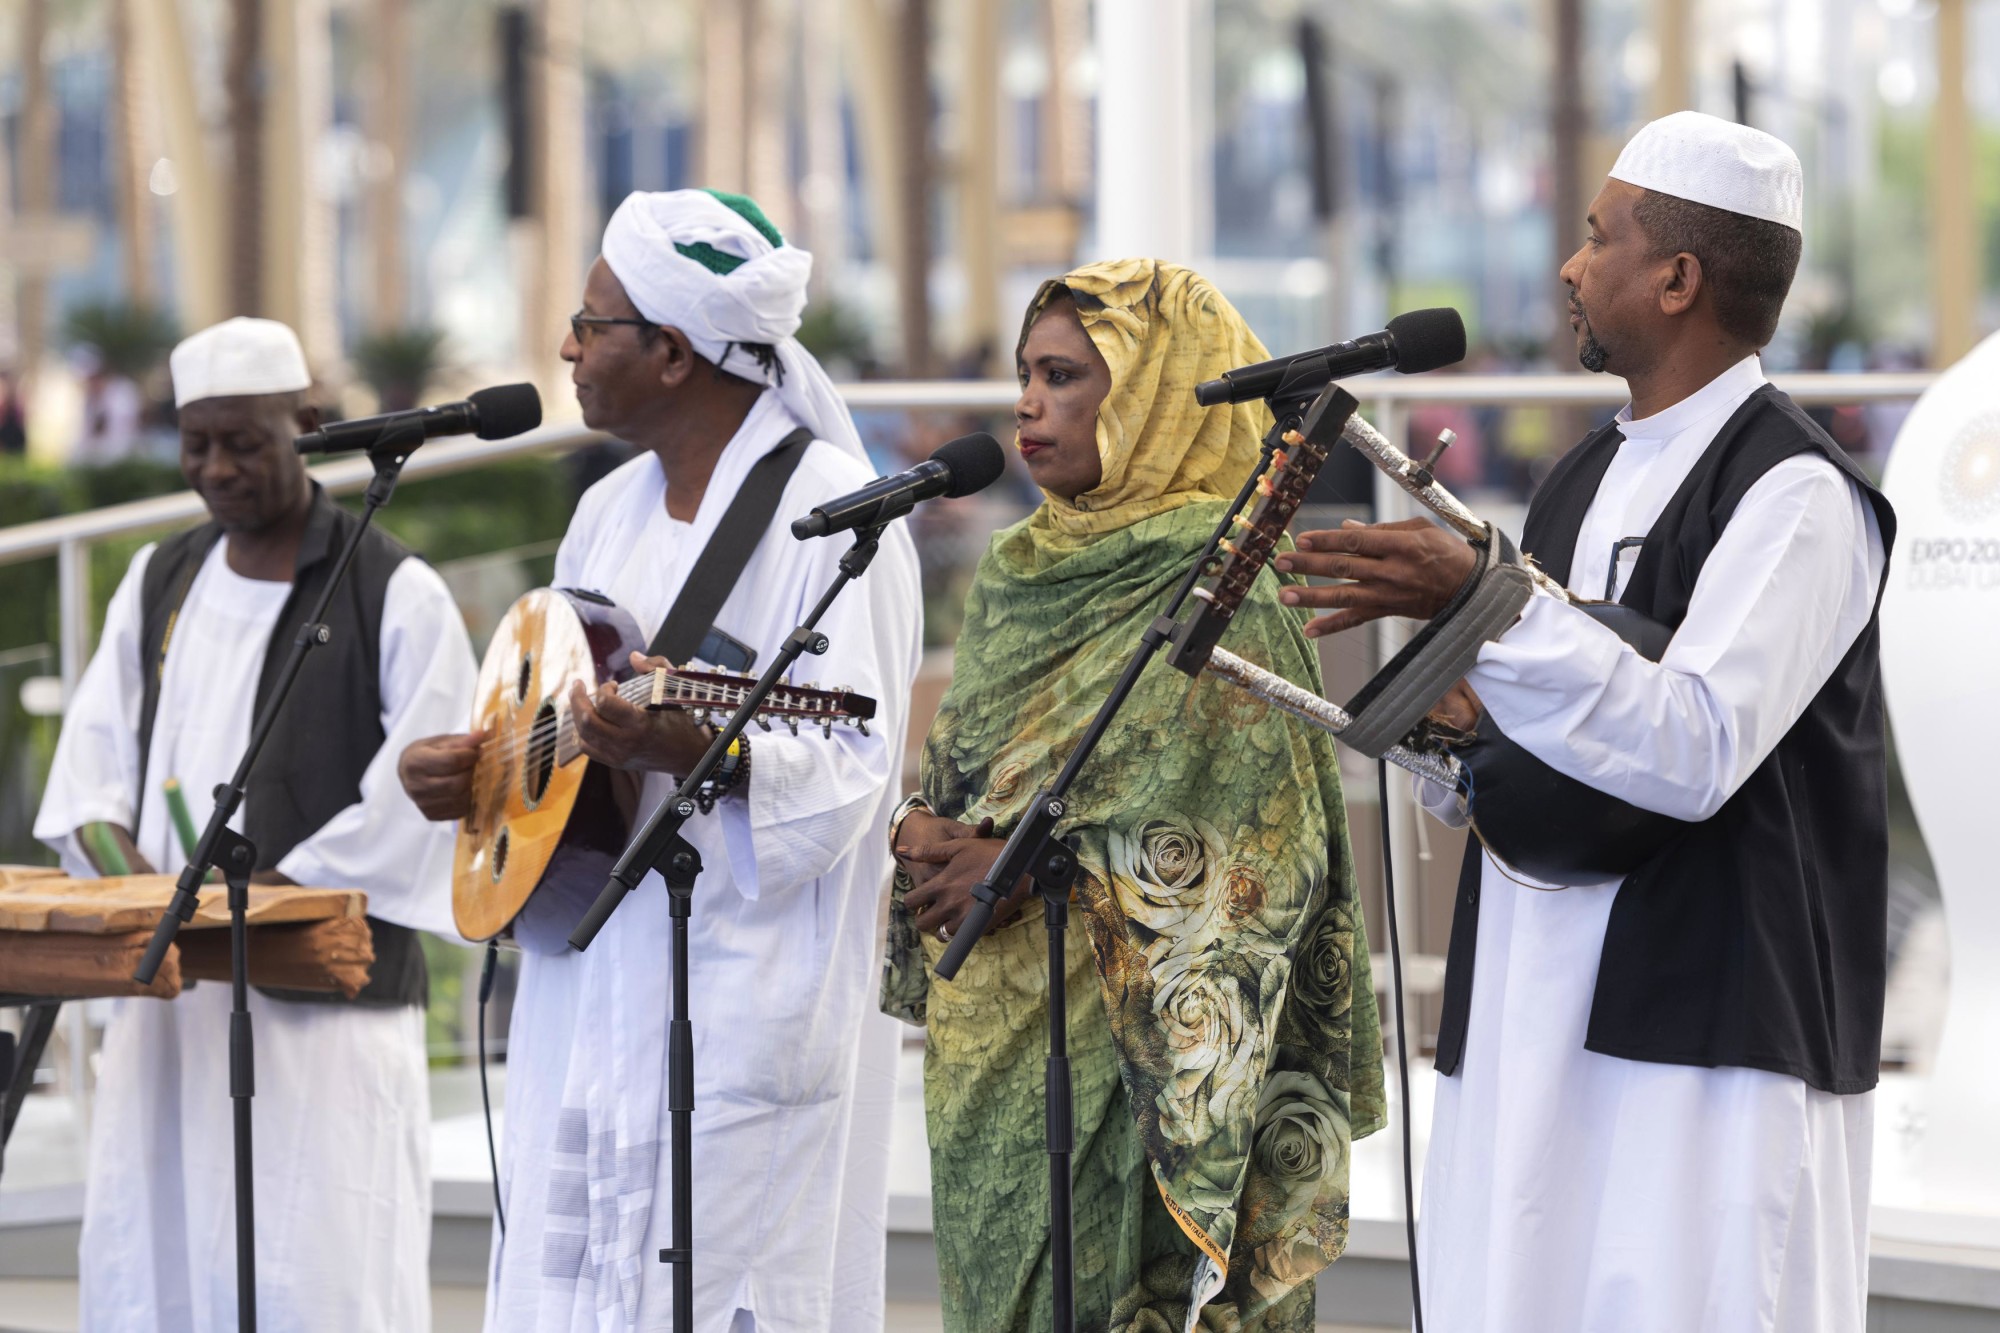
[1570,294,1610,372]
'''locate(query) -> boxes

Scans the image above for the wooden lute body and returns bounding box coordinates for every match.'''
[452,588,875,941]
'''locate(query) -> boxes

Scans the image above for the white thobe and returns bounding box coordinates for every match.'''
[34,537,477,1333]
[485,394,922,1333]
[1415,356,1888,1333]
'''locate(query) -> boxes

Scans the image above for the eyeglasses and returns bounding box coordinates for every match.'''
[568,311,657,343]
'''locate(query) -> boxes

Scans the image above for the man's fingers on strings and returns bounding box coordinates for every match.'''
[568,685,618,751]
[589,679,645,725]
[408,743,475,772]
[1279,580,1374,610]
[1275,550,1370,583]
[1293,516,1432,557]
[1302,609,1376,638]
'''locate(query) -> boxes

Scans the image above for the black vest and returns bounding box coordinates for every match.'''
[136,485,427,1008]
[1434,384,1897,1094]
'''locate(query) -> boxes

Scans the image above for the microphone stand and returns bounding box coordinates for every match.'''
[933,377,1360,1331]
[567,520,890,1333]
[132,421,426,1333]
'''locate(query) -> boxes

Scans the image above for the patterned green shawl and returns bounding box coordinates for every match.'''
[884,496,1387,1314]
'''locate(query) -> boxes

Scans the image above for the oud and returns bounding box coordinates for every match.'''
[453,588,875,940]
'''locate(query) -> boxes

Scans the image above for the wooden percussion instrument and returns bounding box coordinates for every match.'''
[0,869,373,1001]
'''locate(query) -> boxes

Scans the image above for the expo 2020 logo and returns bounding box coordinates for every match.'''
[1941,411,2000,523]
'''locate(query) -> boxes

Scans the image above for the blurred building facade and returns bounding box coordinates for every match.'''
[0,0,1995,457]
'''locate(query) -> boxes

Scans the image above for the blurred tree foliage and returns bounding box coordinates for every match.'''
[351,326,449,412]
[795,298,875,374]
[62,303,181,380]
[0,454,576,654]
[1857,114,2000,352]
[0,453,578,867]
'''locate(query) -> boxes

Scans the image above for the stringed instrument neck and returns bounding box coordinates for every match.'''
[542,668,875,766]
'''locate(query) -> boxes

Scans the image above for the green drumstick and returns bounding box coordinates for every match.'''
[164,778,200,859]
[81,821,131,876]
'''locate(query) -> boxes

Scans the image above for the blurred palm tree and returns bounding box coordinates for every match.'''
[352,326,447,412]
[62,303,181,381]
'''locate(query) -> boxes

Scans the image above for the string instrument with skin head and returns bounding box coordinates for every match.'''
[1175,400,1686,885]
[452,588,876,941]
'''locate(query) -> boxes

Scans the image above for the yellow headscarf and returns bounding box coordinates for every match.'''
[1017,257,1273,551]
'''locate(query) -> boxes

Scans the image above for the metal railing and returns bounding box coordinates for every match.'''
[0,373,1938,697]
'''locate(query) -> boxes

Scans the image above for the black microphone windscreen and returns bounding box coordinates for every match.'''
[1385,308,1467,375]
[932,432,1006,498]
[469,383,543,440]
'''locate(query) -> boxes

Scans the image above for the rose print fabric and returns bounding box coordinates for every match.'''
[884,259,1385,1328]
[883,497,1386,1328]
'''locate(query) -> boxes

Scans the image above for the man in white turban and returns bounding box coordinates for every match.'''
[36,316,477,1330]
[1280,113,1894,1330]
[399,190,922,1332]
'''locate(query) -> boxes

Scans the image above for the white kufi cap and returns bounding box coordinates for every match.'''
[1608,111,1804,233]
[170,316,312,408]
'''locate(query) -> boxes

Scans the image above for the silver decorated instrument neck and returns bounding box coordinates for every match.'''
[1205,647,1462,789]
[1338,414,1569,600]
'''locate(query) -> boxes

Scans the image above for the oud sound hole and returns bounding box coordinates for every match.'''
[522,699,559,806]
[490,828,510,882]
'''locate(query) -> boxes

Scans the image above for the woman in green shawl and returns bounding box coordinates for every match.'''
[882,258,1386,1331]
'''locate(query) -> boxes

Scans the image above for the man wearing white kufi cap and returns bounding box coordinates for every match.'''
[399,190,921,1332]
[1280,113,1895,1329]
[36,315,478,1330]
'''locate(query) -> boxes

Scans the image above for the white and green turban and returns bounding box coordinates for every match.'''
[600,188,864,462]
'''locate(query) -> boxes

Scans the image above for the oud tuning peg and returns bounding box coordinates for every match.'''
[1192,586,1217,604]
[856,720,870,736]
[1230,513,1254,531]
[755,716,773,732]
[1282,429,1304,447]
[821,718,834,738]
[787,717,800,736]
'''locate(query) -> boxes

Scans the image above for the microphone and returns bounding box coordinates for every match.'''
[295,382,543,454]
[1193,308,1467,407]
[792,432,1006,539]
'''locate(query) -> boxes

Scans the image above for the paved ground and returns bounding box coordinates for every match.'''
[0,1278,1384,1332]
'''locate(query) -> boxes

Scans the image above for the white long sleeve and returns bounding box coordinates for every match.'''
[1466,454,1885,822]
[275,558,477,936]
[554,407,924,911]
[716,520,920,900]
[34,545,156,876]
